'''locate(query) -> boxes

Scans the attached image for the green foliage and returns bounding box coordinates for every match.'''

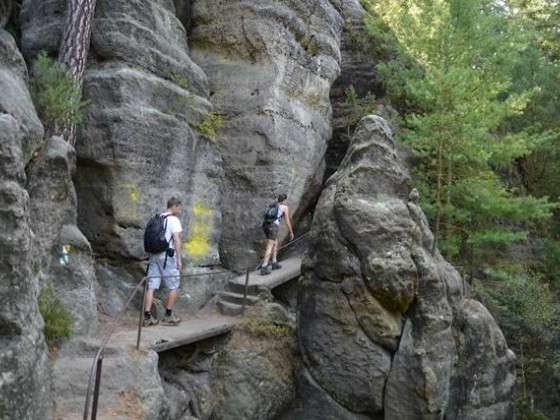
[239,319,293,339]
[342,86,377,135]
[191,112,224,141]
[516,399,550,420]
[363,0,560,414]
[484,268,557,329]
[364,0,556,268]
[170,73,189,89]
[543,240,560,287]
[30,51,88,134]
[38,287,73,346]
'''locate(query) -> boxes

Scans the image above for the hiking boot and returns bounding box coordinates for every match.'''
[260,264,272,276]
[143,316,159,327]
[162,313,182,326]
[271,262,282,270]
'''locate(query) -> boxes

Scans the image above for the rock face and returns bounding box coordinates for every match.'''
[27,136,98,335]
[21,0,223,264]
[326,0,383,179]
[297,115,516,419]
[51,339,165,419]
[189,0,344,270]
[159,320,297,420]
[21,0,224,313]
[77,0,222,270]
[0,28,51,419]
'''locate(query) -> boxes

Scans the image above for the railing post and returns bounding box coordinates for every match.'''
[136,278,148,350]
[90,354,104,420]
[242,267,250,313]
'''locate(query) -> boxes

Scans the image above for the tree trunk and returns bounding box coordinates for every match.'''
[58,0,97,145]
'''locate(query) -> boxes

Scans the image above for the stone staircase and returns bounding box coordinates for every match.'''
[216,256,302,316]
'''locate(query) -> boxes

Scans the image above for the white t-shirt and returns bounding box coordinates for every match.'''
[274,204,287,225]
[163,213,182,249]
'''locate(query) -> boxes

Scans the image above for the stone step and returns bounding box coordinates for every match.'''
[217,300,245,317]
[227,280,263,295]
[218,291,260,306]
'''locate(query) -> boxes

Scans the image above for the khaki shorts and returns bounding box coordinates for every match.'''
[147,253,180,290]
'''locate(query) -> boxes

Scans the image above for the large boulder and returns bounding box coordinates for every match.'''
[159,320,298,420]
[52,339,165,419]
[76,0,221,270]
[0,28,51,419]
[20,0,225,313]
[298,115,516,419]
[189,0,344,270]
[21,0,222,263]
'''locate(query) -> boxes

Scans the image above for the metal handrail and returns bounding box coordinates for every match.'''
[83,232,310,419]
[82,270,228,420]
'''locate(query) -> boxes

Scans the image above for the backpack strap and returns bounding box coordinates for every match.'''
[161,214,170,269]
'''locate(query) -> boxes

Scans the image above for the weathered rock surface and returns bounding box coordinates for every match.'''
[21,0,222,264]
[326,0,384,179]
[78,0,222,269]
[21,0,225,315]
[0,28,50,420]
[190,0,344,270]
[298,115,516,418]
[52,339,165,419]
[159,321,297,420]
[27,136,98,335]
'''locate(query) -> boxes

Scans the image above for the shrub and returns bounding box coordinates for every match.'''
[38,287,73,346]
[342,85,376,136]
[170,73,189,89]
[516,398,549,420]
[239,319,293,339]
[30,51,88,134]
[191,112,224,141]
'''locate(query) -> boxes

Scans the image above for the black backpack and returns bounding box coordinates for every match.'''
[144,214,169,253]
[263,203,279,225]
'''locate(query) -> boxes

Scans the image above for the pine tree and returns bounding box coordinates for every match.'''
[57,0,97,144]
[363,0,556,271]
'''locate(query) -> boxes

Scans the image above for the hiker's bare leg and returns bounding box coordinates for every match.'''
[271,239,279,262]
[144,289,155,312]
[165,289,178,310]
[262,239,275,266]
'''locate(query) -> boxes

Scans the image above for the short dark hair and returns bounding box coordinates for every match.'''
[167,197,182,208]
[278,193,287,203]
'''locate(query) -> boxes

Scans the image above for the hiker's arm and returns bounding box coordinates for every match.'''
[285,207,294,240]
[173,232,182,270]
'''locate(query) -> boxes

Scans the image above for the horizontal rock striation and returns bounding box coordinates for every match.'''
[297,115,516,419]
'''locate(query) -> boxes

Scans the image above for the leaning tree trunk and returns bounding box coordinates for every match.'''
[58,0,96,145]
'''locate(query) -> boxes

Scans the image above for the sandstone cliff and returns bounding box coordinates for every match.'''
[297,115,516,419]
[0,1,518,419]
[0,25,51,420]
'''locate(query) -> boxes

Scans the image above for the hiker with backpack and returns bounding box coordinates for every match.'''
[260,193,294,275]
[143,197,184,326]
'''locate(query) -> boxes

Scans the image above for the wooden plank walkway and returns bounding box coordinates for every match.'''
[110,257,302,353]
[230,256,302,289]
[111,317,237,353]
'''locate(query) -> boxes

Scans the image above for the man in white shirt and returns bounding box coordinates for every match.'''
[144,197,183,326]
